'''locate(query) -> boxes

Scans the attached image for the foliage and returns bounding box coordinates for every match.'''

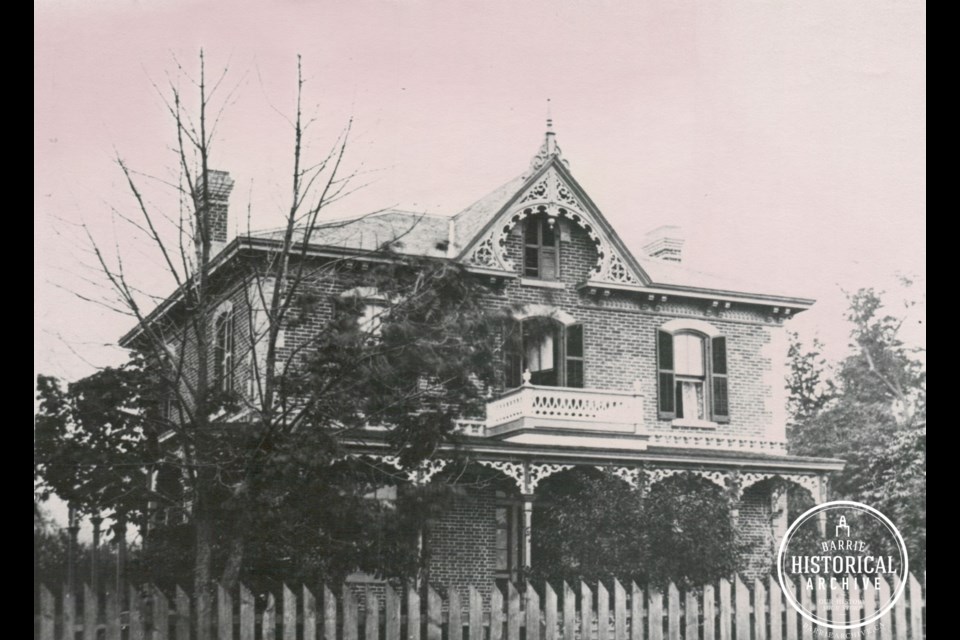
[530,471,742,588]
[786,286,925,573]
[35,361,157,520]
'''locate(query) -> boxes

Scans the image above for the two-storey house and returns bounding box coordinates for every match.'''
[121,122,843,593]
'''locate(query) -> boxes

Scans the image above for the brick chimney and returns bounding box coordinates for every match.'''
[196,170,235,256]
[641,225,685,263]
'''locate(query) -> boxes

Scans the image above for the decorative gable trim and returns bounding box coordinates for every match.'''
[462,161,648,286]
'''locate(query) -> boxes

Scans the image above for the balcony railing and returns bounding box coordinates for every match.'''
[485,384,645,438]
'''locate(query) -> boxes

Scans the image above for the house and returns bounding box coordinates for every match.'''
[120,121,843,593]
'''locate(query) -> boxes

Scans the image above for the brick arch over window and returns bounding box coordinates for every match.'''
[511,304,579,327]
[656,319,729,424]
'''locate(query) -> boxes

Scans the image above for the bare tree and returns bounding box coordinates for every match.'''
[42,50,501,639]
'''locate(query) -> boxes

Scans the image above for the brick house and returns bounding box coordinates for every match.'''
[121,122,842,592]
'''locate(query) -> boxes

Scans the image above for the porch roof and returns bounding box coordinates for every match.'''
[340,432,844,474]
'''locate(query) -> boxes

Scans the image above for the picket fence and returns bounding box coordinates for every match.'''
[37,573,925,640]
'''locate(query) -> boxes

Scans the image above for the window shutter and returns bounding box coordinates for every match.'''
[565,324,584,388]
[657,329,675,418]
[711,336,730,422]
[504,320,523,388]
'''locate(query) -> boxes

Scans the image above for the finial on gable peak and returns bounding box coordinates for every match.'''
[529,99,569,173]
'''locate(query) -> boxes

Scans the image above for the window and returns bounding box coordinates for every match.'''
[358,302,386,337]
[657,327,728,423]
[494,494,522,585]
[340,287,388,340]
[523,215,560,279]
[505,317,584,388]
[214,307,235,393]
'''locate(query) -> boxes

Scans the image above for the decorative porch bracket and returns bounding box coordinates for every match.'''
[348,454,449,486]
[477,460,574,495]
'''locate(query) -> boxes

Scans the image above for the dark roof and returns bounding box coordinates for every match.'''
[251,209,451,258]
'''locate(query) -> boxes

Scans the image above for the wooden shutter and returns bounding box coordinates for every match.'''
[711,336,730,422]
[504,320,522,388]
[657,329,675,419]
[565,324,584,388]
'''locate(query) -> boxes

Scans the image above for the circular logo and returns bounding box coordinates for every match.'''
[776,500,908,630]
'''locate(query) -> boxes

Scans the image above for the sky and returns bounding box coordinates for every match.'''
[36,0,925,527]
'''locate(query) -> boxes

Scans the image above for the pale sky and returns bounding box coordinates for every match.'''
[36,1,925,385]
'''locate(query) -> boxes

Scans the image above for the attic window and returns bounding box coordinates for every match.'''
[523,214,559,280]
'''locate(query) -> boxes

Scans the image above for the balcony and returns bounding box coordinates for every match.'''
[483,384,648,449]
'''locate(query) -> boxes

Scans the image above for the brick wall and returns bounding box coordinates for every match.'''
[738,483,777,579]
[159,212,791,442]
[426,485,498,592]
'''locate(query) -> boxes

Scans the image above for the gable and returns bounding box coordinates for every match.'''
[457,157,650,287]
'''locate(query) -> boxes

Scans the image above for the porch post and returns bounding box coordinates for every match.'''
[816,474,829,537]
[66,504,79,596]
[772,485,789,541]
[522,495,534,569]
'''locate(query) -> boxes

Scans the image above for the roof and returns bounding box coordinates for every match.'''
[251,209,451,258]
[451,174,528,253]
[341,430,845,473]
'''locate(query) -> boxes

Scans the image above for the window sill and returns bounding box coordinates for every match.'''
[520,278,565,289]
[671,418,718,429]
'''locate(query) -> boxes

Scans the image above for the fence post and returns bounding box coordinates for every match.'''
[39,585,55,640]
[406,585,420,640]
[128,586,144,640]
[598,582,610,640]
[105,586,121,640]
[363,586,378,640]
[648,584,663,640]
[562,583,575,640]
[718,578,731,640]
[450,586,462,640]
[580,582,593,640]
[490,583,504,640]
[666,582,679,640]
[176,586,191,640]
[507,582,521,640]
[526,583,541,640]
[684,588,698,640]
[83,583,98,640]
[704,583,716,640]
[753,578,767,640]
[153,584,170,640]
[325,585,338,640]
[892,575,906,640]
[426,586,442,640]
[305,585,318,640]
[385,584,400,640]
[545,582,558,640]
[908,573,923,640]
[613,580,626,640]
[629,583,643,640]
[240,583,255,640]
[734,576,749,640]
[62,585,75,640]
[263,592,277,640]
[285,584,297,640]
[218,583,233,640]
[343,585,359,640]
[799,577,813,640]
[878,577,892,640]
[862,579,876,640]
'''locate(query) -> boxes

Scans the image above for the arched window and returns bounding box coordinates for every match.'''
[656,320,729,423]
[505,316,584,388]
[214,305,235,393]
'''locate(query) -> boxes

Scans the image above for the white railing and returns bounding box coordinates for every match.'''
[485,384,642,431]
